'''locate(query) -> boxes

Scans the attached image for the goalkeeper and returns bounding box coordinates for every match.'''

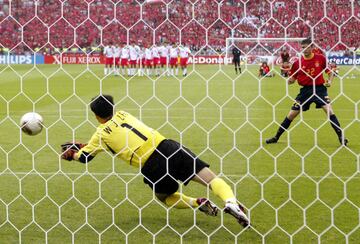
[61,94,249,227]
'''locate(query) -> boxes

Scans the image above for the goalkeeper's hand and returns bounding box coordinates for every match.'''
[61,142,86,161]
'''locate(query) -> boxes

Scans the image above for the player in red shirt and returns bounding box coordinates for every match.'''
[280,61,291,77]
[280,47,290,63]
[266,38,348,146]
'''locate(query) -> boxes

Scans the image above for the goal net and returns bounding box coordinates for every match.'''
[0,0,359,243]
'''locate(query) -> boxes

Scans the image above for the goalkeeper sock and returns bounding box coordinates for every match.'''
[164,192,198,209]
[329,114,342,138]
[210,178,236,204]
[275,117,292,139]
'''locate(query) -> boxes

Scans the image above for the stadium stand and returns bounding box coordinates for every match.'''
[0,0,359,54]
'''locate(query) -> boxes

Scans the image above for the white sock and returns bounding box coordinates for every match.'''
[104,68,107,75]
[225,198,237,204]
[184,68,187,75]
[175,68,178,76]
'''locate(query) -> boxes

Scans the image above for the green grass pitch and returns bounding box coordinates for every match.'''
[0,64,359,243]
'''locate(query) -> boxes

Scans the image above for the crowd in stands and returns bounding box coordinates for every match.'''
[0,0,359,55]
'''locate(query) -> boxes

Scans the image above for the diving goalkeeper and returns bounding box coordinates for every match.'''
[61,95,249,227]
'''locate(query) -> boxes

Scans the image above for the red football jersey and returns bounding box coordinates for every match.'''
[290,53,328,86]
[263,66,270,74]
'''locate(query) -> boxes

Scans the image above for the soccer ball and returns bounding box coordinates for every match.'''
[20,112,43,136]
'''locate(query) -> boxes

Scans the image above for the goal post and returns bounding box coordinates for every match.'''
[225,37,305,65]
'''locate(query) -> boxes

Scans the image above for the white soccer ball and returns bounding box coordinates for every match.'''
[20,112,43,136]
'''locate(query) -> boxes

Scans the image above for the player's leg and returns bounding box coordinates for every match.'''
[166,59,170,76]
[115,64,119,76]
[266,107,300,144]
[148,63,152,76]
[141,147,217,216]
[159,64,163,75]
[155,63,159,76]
[192,168,236,202]
[192,167,249,226]
[104,64,108,75]
[131,63,135,76]
[121,63,125,75]
[126,64,130,76]
[109,64,113,75]
[321,103,348,145]
[155,191,217,216]
[234,59,240,74]
[170,64,174,76]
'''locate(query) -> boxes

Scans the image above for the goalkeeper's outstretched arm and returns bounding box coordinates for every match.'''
[73,150,95,163]
[61,132,102,163]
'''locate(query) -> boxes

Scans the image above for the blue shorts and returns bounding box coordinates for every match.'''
[292,85,330,111]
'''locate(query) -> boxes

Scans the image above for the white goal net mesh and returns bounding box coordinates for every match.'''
[0,0,359,243]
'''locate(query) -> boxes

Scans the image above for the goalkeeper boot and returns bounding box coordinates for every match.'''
[265,136,278,144]
[224,202,250,227]
[197,198,218,217]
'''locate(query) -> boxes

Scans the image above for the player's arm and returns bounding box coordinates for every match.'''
[324,56,334,87]
[75,132,103,163]
[324,70,335,87]
[287,76,296,84]
[287,59,298,84]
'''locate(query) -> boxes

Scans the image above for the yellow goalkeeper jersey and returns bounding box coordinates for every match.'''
[77,111,166,167]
